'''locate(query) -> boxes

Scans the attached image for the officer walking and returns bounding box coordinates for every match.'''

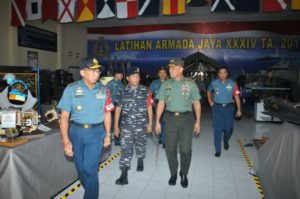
[149,66,168,148]
[155,58,201,188]
[106,67,124,145]
[58,58,114,199]
[207,66,242,157]
[114,67,153,185]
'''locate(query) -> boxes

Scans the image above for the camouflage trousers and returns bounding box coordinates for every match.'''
[119,123,147,169]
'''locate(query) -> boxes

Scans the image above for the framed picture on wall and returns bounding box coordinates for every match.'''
[27,51,38,67]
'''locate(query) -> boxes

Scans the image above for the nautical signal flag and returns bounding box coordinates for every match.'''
[116,0,137,19]
[58,0,75,23]
[42,0,58,22]
[11,0,26,27]
[26,0,42,20]
[97,0,115,19]
[235,0,260,12]
[262,0,287,12]
[77,0,95,22]
[211,0,235,12]
[187,0,209,7]
[163,0,186,15]
[291,0,300,10]
[138,0,160,17]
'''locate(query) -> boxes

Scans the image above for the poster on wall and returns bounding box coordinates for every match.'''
[88,21,300,79]
[27,51,38,67]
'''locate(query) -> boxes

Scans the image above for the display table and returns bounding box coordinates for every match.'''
[0,129,77,199]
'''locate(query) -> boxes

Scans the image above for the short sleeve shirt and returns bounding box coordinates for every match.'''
[156,77,201,112]
[149,79,163,100]
[106,79,124,103]
[57,80,114,124]
[207,79,240,104]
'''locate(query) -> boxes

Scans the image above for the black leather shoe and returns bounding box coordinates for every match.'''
[180,172,188,188]
[215,152,221,157]
[168,175,177,186]
[136,158,144,172]
[115,167,128,185]
[224,143,229,150]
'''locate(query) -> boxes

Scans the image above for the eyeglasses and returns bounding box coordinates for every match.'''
[84,68,101,74]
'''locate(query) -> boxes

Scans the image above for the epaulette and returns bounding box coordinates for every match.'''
[185,78,195,83]
[67,81,79,87]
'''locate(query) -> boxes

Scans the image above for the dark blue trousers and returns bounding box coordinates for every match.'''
[160,114,166,145]
[212,104,234,153]
[69,124,105,199]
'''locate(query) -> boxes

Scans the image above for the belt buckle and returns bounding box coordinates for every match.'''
[175,112,180,116]
[83,124,89,129]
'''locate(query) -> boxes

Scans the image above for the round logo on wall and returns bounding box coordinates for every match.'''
[93,36,110,58]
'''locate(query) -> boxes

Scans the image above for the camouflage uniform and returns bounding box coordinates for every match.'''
[115,85,152,169]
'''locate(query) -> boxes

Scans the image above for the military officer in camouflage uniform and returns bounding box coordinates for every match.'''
[114,67,153,185]
[156,58,201,188]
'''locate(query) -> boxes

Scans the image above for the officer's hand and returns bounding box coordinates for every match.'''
[147,124,153,134]
[114,126,120,138]
[194,122,201,135]
[104,135,111,148]
[64,142,74,157]
[155,123,161,135]
[236,110,242,118]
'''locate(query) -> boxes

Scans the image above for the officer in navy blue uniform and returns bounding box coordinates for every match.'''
[149,66,168,148]
[207,66,242,157]
[58,58,114,199]
[106,66,124,145]
[114,67,153,185]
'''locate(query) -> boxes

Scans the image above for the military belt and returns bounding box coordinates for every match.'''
[71,121,103,129]
[214,103,233,107]
[166,111,191,116]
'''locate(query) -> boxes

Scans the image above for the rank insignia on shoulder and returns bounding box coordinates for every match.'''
[68,81,78,87]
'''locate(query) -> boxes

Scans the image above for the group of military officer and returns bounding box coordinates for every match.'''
[58,57,241,198]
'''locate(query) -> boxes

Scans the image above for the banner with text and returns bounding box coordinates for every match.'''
[88,21,300,78]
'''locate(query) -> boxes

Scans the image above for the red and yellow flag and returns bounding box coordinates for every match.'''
[77,0,95,22]
[291,0,300,10]
[163,0,186,15]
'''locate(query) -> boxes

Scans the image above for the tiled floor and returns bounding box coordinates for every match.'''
[54,109,277,199]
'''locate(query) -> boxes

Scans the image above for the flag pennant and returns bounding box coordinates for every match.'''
[96,0,115,19]
[211,0,235,12]
[116,0,137,19]
[262,0,287,12]
[187,0,209,7]
[42,0,58,22]
[77,0,95,22]
[11,0,26,27]
[235,0,259,12]
[26,0,42,20]
[138,0,160,17]
[163,0,186,15]
[58,0,75,23]
[291,0,300,10]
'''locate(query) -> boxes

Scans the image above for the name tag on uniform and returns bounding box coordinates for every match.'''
[96,94,105,99]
